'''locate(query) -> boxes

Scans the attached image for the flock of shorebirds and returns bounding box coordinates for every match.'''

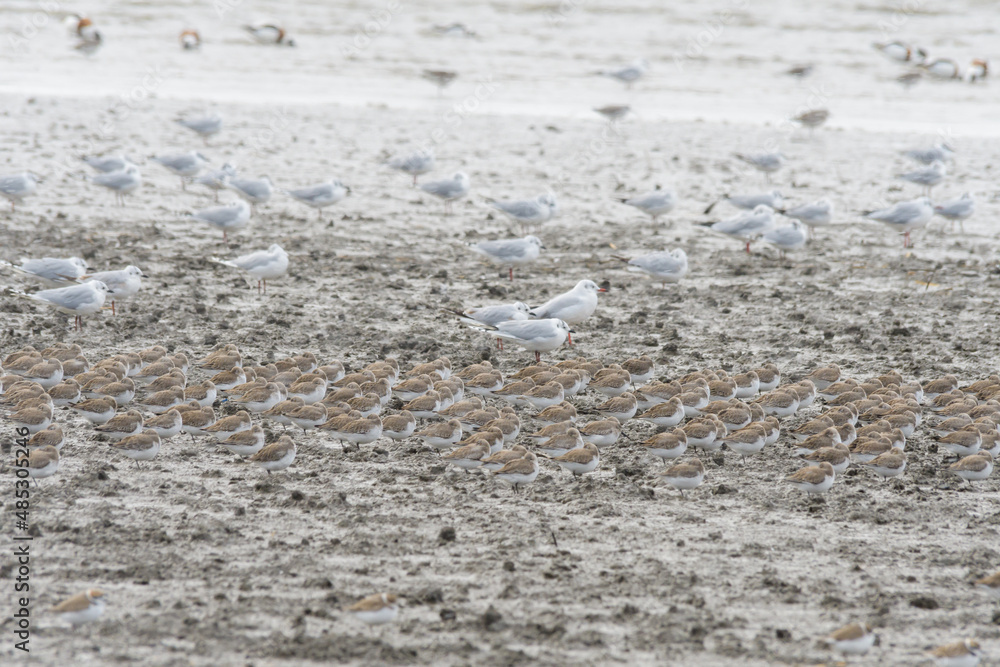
[5,340,999,655]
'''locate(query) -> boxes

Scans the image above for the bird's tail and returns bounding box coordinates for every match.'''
[703,198,724,215]
[209,257,238,269]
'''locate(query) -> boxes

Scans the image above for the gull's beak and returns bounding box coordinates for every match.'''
[568,329,576,334]
[597,288,608,293]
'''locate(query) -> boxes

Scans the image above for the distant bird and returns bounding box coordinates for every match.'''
[244,24,295,46]
[872,41,926,64]
[896,160,946,195]
[225,175,273,212]
[191,200,251,242]
[596,59,648,89]
[780,198,833,237]
[0,257,88,288]
[419,172,469,213]
[386,150,435,185]
[180,29,201,50]
[0,172,39,211]
[760,221,807,256]
[488,194,557,232]
[194,163,237,202]
[285,180,350,219]
[176,114,222,144]
[920,58,962,80]
[791,108,829,132]
[429,23,478,38]
[422,69,458,94]
[617,188,676,221]
[81,266,143,315]
[863,197,933,247]
[212,244,288,294]
[968,59,988,83]
[612,249,688,287]
[734,152,785,182]
[904,143,954,165]
[593,105,631,123]
[897,71,922,88]
[89,165,142,206]
[785,64,813,78]
[81,155,133,173]
[468,235,544,281]
[153,152,208,190]
[704,190,782,215]
[704,205,777,253]
[933,193,975,233]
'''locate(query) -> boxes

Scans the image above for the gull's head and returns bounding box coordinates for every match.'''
[525,235,544,250]
[671,248,687,261]
[69,257,88,271]
[576,279,607,294]
[268,244,286,254]
[195,152,210,163]
[752,204,774,215]
[514,302,531,314]
[124,266,144,277]
[92,281,112,294]
[770,190,783,199]
[453,172,469,185]
[555,319,573,334]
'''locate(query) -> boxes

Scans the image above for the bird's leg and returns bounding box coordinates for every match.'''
[112,301,116,316]
[257,280,262,295]
[180,177,186,191]
[745,240,751,254]
[263,280,267,294]
[223,231,228,244]
[567,332,573,346]
[534,351,541,363]
[32,477,38,488]
[508,267,514,281]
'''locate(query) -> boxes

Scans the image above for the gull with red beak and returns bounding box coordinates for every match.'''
[529,279,606,345]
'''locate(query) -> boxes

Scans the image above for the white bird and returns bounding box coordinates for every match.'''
[420,172,469,213]
[618,189,676,221]
[473,319,573,363]
[734,152,785,182]
[194,163,237,202]
[468,235,543,281]
[529,279,607,343]
[191,200,251,242]
[704,190,782,215]
[597,59,648,88]
[488,194,557,231]
[176,114,222,143]
[153,152,209,190]
[760,221,807,255]
[779,198,833,234]
[896,160,946,194]
[81,155,133,173]
[386,150,435,185]
[225,175,273,212]
[863,197,933,248]
[14,281,111,330]
[933,193,975,233]
[0,173,39,211]
[243,24,295,46]
[614,249,688,287]
[449,302,531,327]
[90,165,142,206]
[212,244,288,294]
[284,180,349,219]
[81,266,143,315]
[920,58,962,80]
[705,204,777,253]
[0,257,88,288]
[904,143,954,165]
[872,41,926,64]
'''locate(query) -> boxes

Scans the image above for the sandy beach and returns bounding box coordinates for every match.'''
[1,0,999,665]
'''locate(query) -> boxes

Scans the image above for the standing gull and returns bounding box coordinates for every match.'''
[779,198,833,237]
[734,152,785,182]
[704,205,777,253]
[14,281,111,330]
[225,175,273,213]
[0,257,88,288]
[191,200,251,242]
[933,193,974,233]
[153,152,208,190]
[176,114,222,144]
[420,172,469,213]
[212,244,288,294]
[863,197,933,248]
[529,279,607,344]
[387,150,435,185]
[284,179,350,219]
[90,165,142,206]
[596,59,648,89]
[0,173,39,211]
[472,319,573,363]
[81,266,144,315]
[896,160,946,195]
[617,188,676,221]
[613,249,688,287]
[488,194,557,232]
[468,235,543,281]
